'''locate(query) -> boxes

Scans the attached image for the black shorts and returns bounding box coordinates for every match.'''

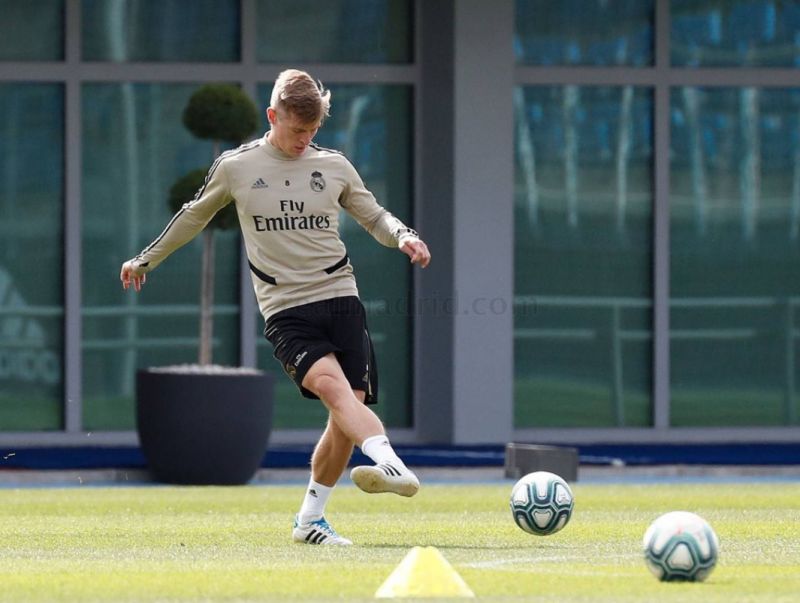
[264,296,378,404]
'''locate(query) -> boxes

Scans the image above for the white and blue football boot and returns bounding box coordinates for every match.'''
[292,516,353,546]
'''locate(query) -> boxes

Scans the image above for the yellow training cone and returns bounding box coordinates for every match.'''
[375,546,475,598]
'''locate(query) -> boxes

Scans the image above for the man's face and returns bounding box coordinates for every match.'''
[267,107,320,157]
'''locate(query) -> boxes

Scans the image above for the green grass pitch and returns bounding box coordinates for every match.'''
[0,479,798,601]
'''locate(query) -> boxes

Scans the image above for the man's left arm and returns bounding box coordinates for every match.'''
[339,161,431,268]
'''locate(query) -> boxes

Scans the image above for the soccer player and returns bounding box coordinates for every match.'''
[120,69,430,546]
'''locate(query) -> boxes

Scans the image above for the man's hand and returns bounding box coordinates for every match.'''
[399,237,431,268]
[120,260,147,292]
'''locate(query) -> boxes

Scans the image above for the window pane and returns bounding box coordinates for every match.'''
[0,84,64,430]
[82,0,239,62]
[0,0,63,60]
[672,0,800,67]
[670,87,800,426]
[515,0,654,66]
[256,0,413,64]
[82,83,241,430]
[255,83,414,428]
[514,86,654,427]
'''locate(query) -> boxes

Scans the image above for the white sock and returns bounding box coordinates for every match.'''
[297,479,333,524]
[360,434,407,470]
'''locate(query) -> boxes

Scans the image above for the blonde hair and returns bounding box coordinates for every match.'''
[269,69,331,124]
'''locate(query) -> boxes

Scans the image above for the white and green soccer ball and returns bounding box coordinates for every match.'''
[509,471,574,536]
[643,511,720,582]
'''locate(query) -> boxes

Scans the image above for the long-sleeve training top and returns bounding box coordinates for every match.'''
[131,134,417,320]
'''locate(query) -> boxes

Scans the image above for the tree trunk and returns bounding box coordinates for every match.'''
[199,228,215,365]
[198,139,222,365]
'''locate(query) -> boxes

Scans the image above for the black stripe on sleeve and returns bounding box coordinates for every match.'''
[138,140,261,257]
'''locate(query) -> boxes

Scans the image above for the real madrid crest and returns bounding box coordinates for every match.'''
[310,171,326,192]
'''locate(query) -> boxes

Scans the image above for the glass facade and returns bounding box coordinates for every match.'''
[255,83,414,429]
[81,83,241,430]
[672,0,800,67]
[0,83,64,430]
[82,0,240,62]
[670,87,800,426]
[0,0,64,61]
[514,86,654,427]
[2,0,799,441]
[0,0,414,432]
[514,0,654,66]
[256,0,413,64]
[514,0,800,432]
[0,0,415,436]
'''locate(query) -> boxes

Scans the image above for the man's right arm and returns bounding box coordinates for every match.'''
[120,158,233,291]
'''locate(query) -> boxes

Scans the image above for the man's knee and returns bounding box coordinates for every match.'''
[306,371,342,399]
[302,355,362,410]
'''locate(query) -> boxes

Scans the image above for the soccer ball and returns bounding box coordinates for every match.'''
[643,511,720,582]
[509,471,574,535]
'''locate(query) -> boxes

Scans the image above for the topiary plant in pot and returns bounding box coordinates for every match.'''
[179,84,258,365]
[136,84,274,486]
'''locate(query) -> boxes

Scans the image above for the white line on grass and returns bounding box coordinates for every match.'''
[464,552,639,571]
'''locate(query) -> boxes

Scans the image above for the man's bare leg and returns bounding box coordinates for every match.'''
[302,354,419,497]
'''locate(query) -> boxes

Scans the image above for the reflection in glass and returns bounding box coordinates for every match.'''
[0,84,64,430]
[671,87,800,426]
[255,83,413,428]
[0,0,63,61]
[81,83,241,430]
[515,0,654,66]
[256,0,412,64]
[672,0,800,67]
[514,86,654,427]
[82,0,239,62]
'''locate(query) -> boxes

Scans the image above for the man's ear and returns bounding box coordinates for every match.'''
[266,107,276,126]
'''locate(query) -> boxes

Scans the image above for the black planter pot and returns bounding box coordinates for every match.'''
[136,367,274,485]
